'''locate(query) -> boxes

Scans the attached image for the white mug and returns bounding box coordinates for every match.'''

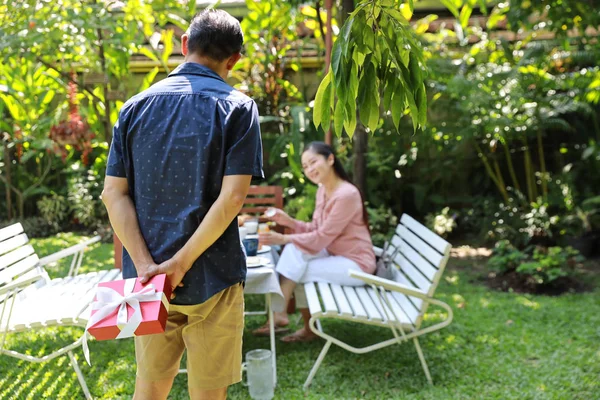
[239,226,248,241]
[244,221,259,234]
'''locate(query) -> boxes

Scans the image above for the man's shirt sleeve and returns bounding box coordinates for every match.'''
[223,99,264,179]
[106,107,128,178]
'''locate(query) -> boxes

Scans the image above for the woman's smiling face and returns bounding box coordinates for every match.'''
[301,149,334,185]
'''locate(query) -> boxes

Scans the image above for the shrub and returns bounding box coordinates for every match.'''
[517,246,583,286]
[37,193,69,229]
[488,239,584,292]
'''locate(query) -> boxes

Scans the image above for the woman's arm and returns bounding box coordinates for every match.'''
[287,192,359,254]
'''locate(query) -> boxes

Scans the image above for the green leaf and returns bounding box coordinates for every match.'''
[383,77,396,111]
[440,0,460,19]
[343,103,357,138]
[340,16,354,57]
[137,46,159,62]
[162,29,174,65]
[478,0,488,15]
[406,90,419,133]
[416,83,427,127]
[459,4,473,29]
[367,89,380,132]
[391,89,405,130]
[333,99,345,137]
[331,38,344,78]
[167,13,189,31]
[313,71,332,129]
[140,67,159,92]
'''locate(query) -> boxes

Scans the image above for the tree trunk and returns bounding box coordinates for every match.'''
[94,1,112,146]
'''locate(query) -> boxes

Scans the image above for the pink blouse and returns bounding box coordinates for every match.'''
[288,181,376,274]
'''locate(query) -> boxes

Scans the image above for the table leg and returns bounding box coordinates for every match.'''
[267,293,277,386]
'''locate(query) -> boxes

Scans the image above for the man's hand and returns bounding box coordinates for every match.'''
[139,258,189,299]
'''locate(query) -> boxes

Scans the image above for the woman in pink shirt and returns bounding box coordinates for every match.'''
[255,141,376,342]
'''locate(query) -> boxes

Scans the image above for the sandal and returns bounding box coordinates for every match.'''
[280,330,319,343]
[252,323,290,337]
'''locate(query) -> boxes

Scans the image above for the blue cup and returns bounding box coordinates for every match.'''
[243,236,259,257]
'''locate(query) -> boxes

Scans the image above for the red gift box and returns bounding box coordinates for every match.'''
[86,274,172,341]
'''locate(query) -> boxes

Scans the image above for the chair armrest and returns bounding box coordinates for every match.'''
[0,271,43,296]
[349,270,429,300]
[37,236,101,267]
[373,246,383,257]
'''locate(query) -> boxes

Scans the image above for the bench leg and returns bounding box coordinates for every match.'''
[303,339,332,391]
[68,351,92,399]
[413,338,432,385]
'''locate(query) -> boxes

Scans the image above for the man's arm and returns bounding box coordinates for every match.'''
[172,174,252,269]
[139,174,253,287]
[101,176,155,273]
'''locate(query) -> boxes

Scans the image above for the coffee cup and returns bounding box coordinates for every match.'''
[242,235,259,256]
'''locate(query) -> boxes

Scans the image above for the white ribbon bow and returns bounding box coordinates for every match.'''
[82,278,164,365]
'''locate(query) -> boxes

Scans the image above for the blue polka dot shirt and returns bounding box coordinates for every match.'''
[106,62,264,305]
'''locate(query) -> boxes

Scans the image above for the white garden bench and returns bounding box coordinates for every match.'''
[0,223,121,400]
[300,214,453,389]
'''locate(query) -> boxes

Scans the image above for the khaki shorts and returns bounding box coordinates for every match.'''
[135,283,245,390]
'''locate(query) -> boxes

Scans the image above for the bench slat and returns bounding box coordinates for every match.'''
[317,282,338,314]
[0,223,24,242]
[342,287,368,318]
[330,284,353,316]
[393,250,431,292]
[390,291,421,323]
[382,289,415,326]
[355,287,382,321]
[0,254,39,285]
[0,234,29,257]
[305,282,322,316]
[394,236,438,282]
[400,214,450,255]
[397,225,444,268]
[0,245,35,271]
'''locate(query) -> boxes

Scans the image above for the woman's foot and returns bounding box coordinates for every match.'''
[280,328,319,343]
[251,316,290,336]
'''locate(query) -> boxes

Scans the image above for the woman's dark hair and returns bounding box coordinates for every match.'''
[303,141,370,230]
[187,9,243,61]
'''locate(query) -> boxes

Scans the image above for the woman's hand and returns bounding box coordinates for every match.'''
[264,208,293,227]
[259,231,290,246]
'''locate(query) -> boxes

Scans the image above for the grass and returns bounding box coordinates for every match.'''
[1,234,599,399]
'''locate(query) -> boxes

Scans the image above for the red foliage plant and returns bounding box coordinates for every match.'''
[49,74,95,164]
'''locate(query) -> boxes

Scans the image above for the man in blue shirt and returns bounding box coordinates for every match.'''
[102,9,263,400]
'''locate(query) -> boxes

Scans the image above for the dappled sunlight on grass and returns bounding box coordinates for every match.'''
[516,296,541,310]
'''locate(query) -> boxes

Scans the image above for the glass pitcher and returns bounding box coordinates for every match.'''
[244,349,274,400]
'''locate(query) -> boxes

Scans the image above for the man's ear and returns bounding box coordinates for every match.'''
[226,53,242,70]
[181,34,189,56]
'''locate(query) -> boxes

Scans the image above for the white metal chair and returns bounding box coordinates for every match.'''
[301,214,454,389]
[0,223,121,399]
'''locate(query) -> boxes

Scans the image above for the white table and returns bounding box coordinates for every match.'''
[179,250,284,386]
[243,250,283,386]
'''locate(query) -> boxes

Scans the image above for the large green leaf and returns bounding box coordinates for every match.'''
[333,98,345,137]
[391,88,405,130]
[313,71,332,129]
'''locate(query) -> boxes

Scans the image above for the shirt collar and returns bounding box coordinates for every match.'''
[168,62,225,82]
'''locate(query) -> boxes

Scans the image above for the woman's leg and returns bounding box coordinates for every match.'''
[253,244,326,334]
[281,255,365,341]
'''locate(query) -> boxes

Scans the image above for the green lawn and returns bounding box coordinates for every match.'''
[1,234,599,399]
